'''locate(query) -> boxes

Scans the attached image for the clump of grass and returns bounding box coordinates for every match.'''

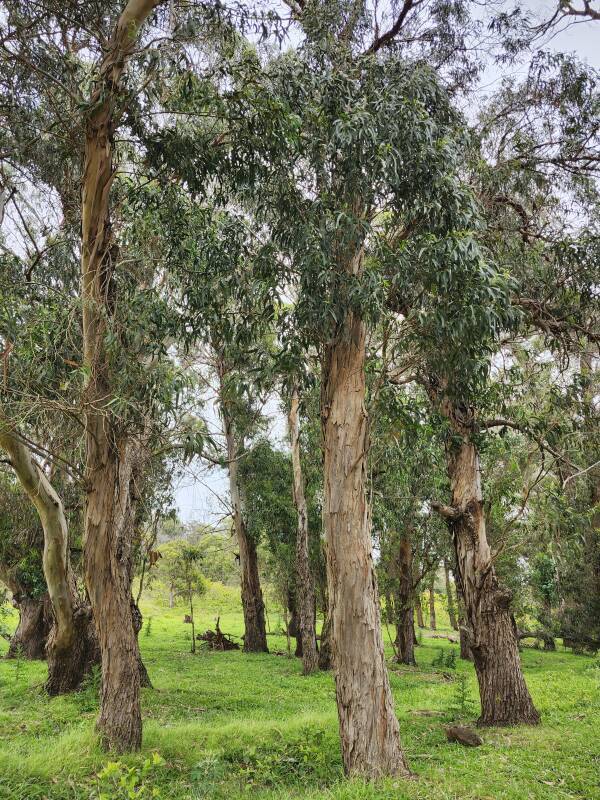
[76,664,101,713]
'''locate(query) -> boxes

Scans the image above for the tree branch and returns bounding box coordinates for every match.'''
[365,0,424,55]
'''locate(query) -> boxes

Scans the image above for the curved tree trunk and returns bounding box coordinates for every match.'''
[0,410,98,691]
[288,386,319,674]
[79,0,162,752]
[321,299,410,778]
[444,559,458,631]
[131,600,152,688]
[395,536,416,666]
[433,399,540,726]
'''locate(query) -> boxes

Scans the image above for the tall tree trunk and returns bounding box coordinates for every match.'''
[218,362,268,653]
[415,594,425,628]
[444,559,458,631]
[433,399,540,726]
[428,573,437,631]
[321,299,410,777]
[80,0,161,752]
[394,536,416,666]
[288,385,319,674]
[0,412,98,691]
[7,591,52,660]
[83,440,143,749]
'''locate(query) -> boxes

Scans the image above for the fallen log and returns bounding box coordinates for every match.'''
[197,617,240,651]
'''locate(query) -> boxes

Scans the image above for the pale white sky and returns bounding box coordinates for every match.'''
[174,2,600,524]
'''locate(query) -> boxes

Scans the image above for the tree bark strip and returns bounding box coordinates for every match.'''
[288,385,319,674]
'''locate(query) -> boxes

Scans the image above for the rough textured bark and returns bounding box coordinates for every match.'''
[434,398,540,726]
[7,591,52,660]
[218,362,268,653]
[428,574,437,630]
[444,559,458,631]
[46,604,100,695]
[395,536,416,666]
[321,291,410,777]
[80,0,161,751]
[288,386,319,674]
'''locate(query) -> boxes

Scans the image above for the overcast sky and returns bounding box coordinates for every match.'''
[174,2,600,525]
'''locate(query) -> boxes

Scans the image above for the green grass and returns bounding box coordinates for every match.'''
[0,586,599,800]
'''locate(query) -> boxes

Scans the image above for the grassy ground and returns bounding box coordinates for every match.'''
[0,584,599,800]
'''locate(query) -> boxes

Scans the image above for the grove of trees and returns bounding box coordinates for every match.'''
[0,0,598,787]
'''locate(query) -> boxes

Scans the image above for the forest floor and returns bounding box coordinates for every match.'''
[0,585,599,800]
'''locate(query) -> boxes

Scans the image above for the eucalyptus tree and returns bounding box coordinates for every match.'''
[0,0,207,750]
[238,0,509,775]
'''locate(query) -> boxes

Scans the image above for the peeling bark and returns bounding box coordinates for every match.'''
[433,397,540,726]
[288,386,319,674]
[80,0,162,752]
[321,290,410,777]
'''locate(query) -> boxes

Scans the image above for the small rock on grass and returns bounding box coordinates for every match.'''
[445,725,483,747]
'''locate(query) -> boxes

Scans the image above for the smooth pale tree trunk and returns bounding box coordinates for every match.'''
[0,414,98,691]
[444,559,458,631]
[434,399,540,726]
[80,0,161,752]
[321,290,410,777]
[395,536,416,666]
[428,574,437,630]
[288,386,319,674]
[218,365,267,653]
